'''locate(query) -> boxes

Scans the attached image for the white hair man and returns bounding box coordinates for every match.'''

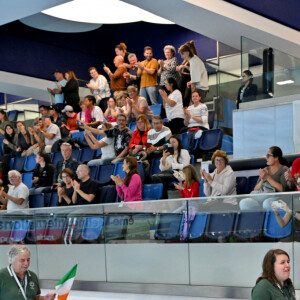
[0,170,29,210]
[0,245,56,299]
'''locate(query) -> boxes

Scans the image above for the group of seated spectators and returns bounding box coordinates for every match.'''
[0,41,298,230]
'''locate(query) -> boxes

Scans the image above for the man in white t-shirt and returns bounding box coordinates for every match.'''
[86,66,111,113]
[83,95,105,128]
[178,44,209,100]
[40,115,61,153]
[0,170,29,210]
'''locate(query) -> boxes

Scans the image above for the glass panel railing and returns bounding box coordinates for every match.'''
[0,193,298,287]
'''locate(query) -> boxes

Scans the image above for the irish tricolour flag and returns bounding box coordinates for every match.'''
[55,264,77,300]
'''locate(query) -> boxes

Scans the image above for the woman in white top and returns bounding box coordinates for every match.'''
[126,85,153,122]
[184,90,209,151]
[85,122,116,166]
[201,150,237,210]
[152,135,190,199]
[159,77,184,134]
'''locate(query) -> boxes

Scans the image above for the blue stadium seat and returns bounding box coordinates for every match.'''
[71,131,85,143]
[0,137,3,157]
[22,172,33,189]
[154,213,183,240]
[205,212,236,241]
[96,164,114,185]
[51,151,63,167]
[89,166,98,180]
[221,135,233,155]
[49,193,59,207]
[248,176,259,193]
[29,194,45,208]
[113,162,145,182]
[81,216,104,241]
[12,157,25,172]
[208,110,215,129]
[142,183,163,200]
[264,210,292,239]
[236,176,249,195]
[9,157,15,170]
[188,213,208,240]
[181,132,189,150]
[99,185,117,203]
[150,104,162,116]
[24,155,36,172]
[96,148,102,157]
[199,179,205,197]
[150,158,161,177]
[10,220,30,242]
[72,149,81,161]
[198,129,223,153]
[80,148,95,162]
[234,211,265,239]
[128,122,136,131]
[7,110,19,121]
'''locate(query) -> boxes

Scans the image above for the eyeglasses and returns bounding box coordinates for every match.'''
[61,175,70,179]
[136,121,144,124]
[215,158,225,163]
[266,154,274,158]
[8,176,17,179]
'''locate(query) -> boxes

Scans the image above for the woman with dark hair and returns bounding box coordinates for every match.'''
[0,109,10,136]
[252,249,295,299]
[177,40,197,107]
[236,70,258,109]
[111,157,142,202]
[3,124,19,155]
[159,77,185,134]
[57,168,75,206]
[158,45,179,90]
[240,146,290,211]
[184,90,209,150]
[16,121,31,156]
[115,42,130,66]
[152,135,190,199]
[30,152,55,195]
[57,70,81,113]
[104,97,118,123]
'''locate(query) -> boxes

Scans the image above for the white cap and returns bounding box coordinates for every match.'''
[62,105,74,113]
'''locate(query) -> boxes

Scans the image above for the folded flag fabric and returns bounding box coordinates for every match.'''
[55,264,77,300]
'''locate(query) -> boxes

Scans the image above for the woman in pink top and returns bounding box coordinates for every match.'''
[111,157,142,202]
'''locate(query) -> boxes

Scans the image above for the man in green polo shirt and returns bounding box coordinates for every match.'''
[0,245,55,300]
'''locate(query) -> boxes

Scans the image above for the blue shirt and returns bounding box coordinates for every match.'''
[55,79,67,104]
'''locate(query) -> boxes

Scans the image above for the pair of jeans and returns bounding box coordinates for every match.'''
[140,86,158,105]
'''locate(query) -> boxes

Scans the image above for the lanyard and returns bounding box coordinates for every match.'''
[276,282,295,300]
[10,265,27,300]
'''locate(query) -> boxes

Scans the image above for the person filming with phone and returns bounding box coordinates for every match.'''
[152,135,190,199]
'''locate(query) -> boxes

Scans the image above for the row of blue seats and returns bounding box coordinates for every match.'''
[28,183,164,208]
[0,209,292,245]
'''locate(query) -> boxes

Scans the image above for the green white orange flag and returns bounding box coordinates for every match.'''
[55,264,77,300]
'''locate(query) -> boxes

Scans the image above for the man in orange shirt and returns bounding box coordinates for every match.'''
[137,46,159,105]
[104,56,127,93]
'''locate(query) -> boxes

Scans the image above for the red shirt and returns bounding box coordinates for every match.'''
[129,129,149,149]
[67,113,78,131]
[179,181,200,198]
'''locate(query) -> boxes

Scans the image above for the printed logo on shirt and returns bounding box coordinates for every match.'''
[29,281,35,290]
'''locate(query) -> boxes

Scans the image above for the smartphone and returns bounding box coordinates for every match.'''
[163,144,174,155]
[103,63,106,67]
[77,120,82,126]
[273,201,282,209]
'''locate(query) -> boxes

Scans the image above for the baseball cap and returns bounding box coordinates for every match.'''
[62,105,74,113]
